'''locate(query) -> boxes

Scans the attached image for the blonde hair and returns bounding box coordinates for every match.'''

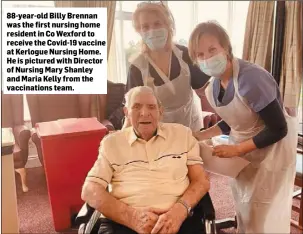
[124,86,162,108]
[188,21,234,64]
[132,2,175,53]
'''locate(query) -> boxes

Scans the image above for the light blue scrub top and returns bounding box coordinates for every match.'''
[212,59,282,112]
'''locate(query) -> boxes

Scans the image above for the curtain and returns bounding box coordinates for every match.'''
[242,1,275,72]
[279,1,303,116]
[55,0,116,121]
[271,1,286,84]
[55,0,116,59]
[108,29,120,83]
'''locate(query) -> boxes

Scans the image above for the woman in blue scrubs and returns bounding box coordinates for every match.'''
[188,21,297,233]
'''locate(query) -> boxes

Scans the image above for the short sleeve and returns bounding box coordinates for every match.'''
[125,65,144,93]
[238,66,278,112]
[185,128,203,165]
[85,140,114,188]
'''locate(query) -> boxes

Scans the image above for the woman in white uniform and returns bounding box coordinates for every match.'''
[188,21,297,233]
[123,2,210,132]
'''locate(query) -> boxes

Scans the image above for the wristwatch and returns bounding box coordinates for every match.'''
[177,199,193,217]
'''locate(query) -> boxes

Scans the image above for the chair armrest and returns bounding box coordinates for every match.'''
[75,203,96,225]
[101,119,115,132]
[195,192,216,234]
[198,192,216,221]
[31,129,44,166]
[31,128,41,147]
[13,125,31,150]
[75,203,103,234]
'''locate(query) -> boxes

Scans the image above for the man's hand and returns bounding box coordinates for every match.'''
[151,203,187,234]
[130,207,168,234]
[213,144,242,158]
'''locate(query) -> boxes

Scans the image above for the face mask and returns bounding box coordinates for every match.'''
[198,52,227,77]
[141,28,168,51]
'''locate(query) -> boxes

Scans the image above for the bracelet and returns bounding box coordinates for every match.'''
[176,200,193,217]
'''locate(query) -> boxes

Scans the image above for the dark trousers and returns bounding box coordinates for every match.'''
[97,213,205,234]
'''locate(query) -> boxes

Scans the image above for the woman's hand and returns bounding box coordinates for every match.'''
[212,145,242,158]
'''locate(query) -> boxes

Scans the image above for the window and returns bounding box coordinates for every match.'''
[197,1,229,30]
[2,1,251,119]
[121,1,143,12]
[168,1,195,46]
[109,1,250,84]
[116,19,141,71]
[108,1,144,83]
[298,85,303,125]
[2,1,55,121]
[230,1,250,58]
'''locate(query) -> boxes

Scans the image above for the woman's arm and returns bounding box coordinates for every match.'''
[237,99,287,154]
[232,67,288,155]
[193,124,222,141]
[193,117,231,141]
[253,99,288,147]
[126,65,144,93]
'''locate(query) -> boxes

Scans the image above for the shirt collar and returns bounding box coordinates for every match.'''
[128,124,167,145]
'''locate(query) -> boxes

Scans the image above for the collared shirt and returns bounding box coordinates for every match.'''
[85,123,203,210]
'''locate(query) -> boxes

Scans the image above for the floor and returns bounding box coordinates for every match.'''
[14,166,302,233]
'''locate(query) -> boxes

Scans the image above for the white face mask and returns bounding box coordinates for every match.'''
[141,28,168,51]
[198,52,227,77]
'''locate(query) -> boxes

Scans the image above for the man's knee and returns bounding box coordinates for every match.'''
[178,215,205,234]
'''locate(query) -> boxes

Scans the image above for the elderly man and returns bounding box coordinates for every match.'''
[81,86,210,234]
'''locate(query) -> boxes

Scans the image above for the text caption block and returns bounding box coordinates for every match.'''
[2,8,107,94]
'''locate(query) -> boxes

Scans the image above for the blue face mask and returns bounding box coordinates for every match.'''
[198,52,227,78]
[141,28,168,51]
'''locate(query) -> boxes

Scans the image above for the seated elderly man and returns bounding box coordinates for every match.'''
[81,86,210,234]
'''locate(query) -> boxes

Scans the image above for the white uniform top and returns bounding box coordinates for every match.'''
[130,45,205,132]
[205,58,297,233]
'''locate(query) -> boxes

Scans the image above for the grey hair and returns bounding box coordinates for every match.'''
[124,86,162,108]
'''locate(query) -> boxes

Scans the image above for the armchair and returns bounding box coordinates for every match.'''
[74,192,216,234]
[2,93,31,192]
[99,81,126,130]
[26,94,111,166]
[98,94,115,131]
